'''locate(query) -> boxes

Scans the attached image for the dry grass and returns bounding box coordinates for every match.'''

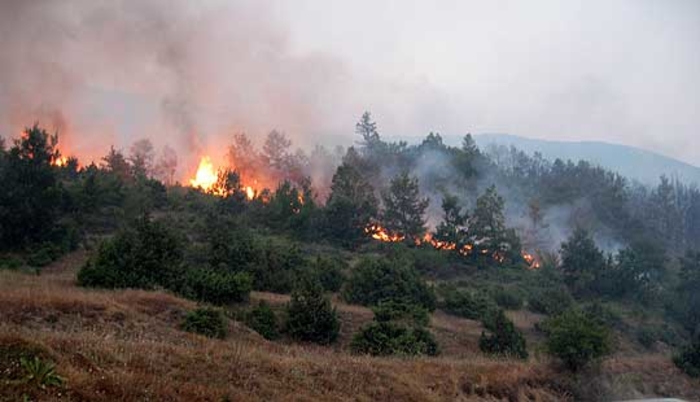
[0,253,698,401]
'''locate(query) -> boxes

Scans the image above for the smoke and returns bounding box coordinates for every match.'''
[0,0,364,177]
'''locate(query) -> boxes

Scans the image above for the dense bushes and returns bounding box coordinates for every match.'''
[343,256,436,310]
[351,299,438,356]
[542,309,612,371]
[77,216,183,289]
[245,301,279,340]
[491,287,524,310]
[351,322,439,356]
[181,308,227,339]
[479,309,528,359]
[673,337,700,378]
[441,287,496,321]
[285,277,340,345]
[527,287,574,316]
[308,256,346,293]
[372,299,430,327]
[178,268,252,305]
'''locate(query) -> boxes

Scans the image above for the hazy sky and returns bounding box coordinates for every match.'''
[272,0,700,164]
[1,0,698,167]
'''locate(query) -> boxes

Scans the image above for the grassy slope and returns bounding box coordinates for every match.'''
[1,253,698,401]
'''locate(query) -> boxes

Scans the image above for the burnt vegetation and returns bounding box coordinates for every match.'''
[1,114,700,399]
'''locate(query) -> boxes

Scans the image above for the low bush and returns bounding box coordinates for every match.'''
[285,277,340,345]
[181,307,227,339]
[309,256,346,292]
[527,287,574,316]
[351,322,439,356]
[479,309,528,359]
[77,215,183,289]
[26,243,62,268]
[20,356,65,389]
[491,287,524,310]
[245,301,279,340]
[179,268,252,305]
[0,255,23,270]
[673,337,700,378]
[373,299,430,327]
[343,256,436,310]
[441,287,496,321]
[543,309,612,371]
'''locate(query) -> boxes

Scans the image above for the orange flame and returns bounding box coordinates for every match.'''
[245,186,255,200]
[521,251,541,269]
[189,156,218,191]
[364,224,405,242]
[53,156,69,167]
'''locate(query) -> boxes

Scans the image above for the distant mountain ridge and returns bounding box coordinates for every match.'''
[466,133,700,186]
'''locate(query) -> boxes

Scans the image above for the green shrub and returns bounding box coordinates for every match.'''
[20,356,64,389]
[543,309,612,371]
[351,322,439,356]
[441,287,496,321]
[77,215,183,289]
[343,256,436,310]
[285,277,340,345]
[245,301,279,340]
[491,287,524,310]
[181,307,227,339]
[478,310,528,359]
[373,299,430,327]
[636,327,660,349]
[251,238,306,293]
[0,255,23,270]
[527,287,574,316]
[179,268,252,305]
[673,337,700,378]
[583,302,622,329]
[309,256,346,292]
[26,243,61,268]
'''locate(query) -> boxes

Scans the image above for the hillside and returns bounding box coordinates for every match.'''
[1,253,699,402]
[471,133,700,186]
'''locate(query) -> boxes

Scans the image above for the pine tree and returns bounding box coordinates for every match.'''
[560,228,607,296]
[434,193,468,246]
[324,162,378,246]
[285,276,340,345]
[468,185,507,253]
[381,172,429,239]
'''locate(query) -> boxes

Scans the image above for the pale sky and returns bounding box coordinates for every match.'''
[272,0,700,165]
[1,0,698,167]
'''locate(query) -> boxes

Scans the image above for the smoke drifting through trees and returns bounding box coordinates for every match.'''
[0,0,361,178]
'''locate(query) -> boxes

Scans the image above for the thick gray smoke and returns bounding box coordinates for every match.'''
[0,0,363,177]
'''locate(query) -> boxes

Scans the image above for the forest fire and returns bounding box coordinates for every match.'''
[521,252,541,269]
[363,224,540,269]
[189,156,218,191]
[53,155,69,167]
[188,156,261,201]
[364,224,405,242]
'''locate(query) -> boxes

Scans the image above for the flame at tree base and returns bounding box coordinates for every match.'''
[364,224,540,269]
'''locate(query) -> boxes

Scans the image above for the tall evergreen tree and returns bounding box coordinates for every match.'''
[468,185,507,253]
[324,161,378,246]
[560,228,608,296]
[434,193,468,246]
[0,125,63,248]
[381,172,429,240]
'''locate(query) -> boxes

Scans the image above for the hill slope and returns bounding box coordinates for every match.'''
[472,133,700,186]
[1,253,699,401]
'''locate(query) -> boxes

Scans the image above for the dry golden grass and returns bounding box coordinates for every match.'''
[1,253,698,401]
